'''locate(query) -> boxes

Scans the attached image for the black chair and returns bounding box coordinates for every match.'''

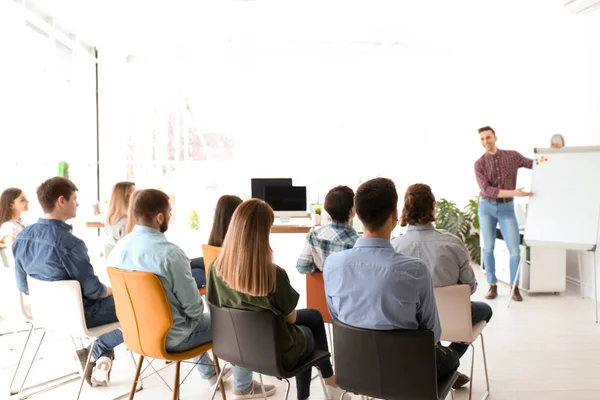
[333,319,457,400]
[209,305,332,400]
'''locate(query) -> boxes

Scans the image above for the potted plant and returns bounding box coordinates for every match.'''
[436,198,481,265]
[188,209,199,231]
[312,206,322,227]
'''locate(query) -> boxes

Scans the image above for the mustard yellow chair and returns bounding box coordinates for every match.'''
[202,245,221,273]
[107,267,226,400]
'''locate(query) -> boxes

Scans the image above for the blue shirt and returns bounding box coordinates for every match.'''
[12,218,107,306]
[296,222,359,274]
[323,237,441,343]
[109,225,203,348]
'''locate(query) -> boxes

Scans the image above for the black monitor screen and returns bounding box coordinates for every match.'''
[264,186,307,211]
[251,178,292,200]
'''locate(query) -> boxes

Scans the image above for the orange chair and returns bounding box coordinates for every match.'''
[107,267,226,400]
[202,244,222,274]
[306,271,332,323]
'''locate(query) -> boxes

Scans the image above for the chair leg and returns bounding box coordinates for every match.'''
[283,378,291,400]
[172,361,181,400]
[76,340,95,400]
[210,362,230,400]
[9,323,34,395]
[340,390,348,400]
[468,343,475,400]
[17,331,46,394]
[212,351,226,400]
[258,374,267,400]
[128,355,145,400]
[317,369,328,398]
[481,334,490,400]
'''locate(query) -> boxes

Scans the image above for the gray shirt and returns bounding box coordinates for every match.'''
[391,223,477,294]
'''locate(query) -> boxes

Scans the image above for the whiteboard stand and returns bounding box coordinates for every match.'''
[577,251,585,299]
[594,251,598,323]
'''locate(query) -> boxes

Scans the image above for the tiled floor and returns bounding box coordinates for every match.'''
[1,265,600,400]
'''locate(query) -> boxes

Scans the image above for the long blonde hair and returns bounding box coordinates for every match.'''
[124,190,141,235]
[215,199,276,296]
[106,182,136,225]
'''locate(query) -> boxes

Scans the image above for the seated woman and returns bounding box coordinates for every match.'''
[0,188,30,248]
[190,195,242,288]
[104,182,136,258]
[206,199,341,400]
[391,183,493,378]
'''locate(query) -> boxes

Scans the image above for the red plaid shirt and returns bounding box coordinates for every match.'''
[474,149,533,198]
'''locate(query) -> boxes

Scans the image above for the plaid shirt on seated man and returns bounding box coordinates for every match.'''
[296,222,359,274]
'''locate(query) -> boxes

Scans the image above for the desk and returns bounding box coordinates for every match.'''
[87,220,312,234]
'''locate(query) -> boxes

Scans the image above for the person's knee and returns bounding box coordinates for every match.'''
[305,308,324,324]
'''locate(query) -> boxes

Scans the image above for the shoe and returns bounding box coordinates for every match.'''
[327,384,351,400]
[452,372,470,389]
[512,286,523,302]
[91,356,113,387]
[485,284,498,299]
[232,380,277,399]
[208,365,233,388]
[75,348,95,386]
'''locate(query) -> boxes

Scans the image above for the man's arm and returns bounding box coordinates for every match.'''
[415,261,441,343]
[475,162,532,198]
[14,250,29,294]
[296,231,317,274]
[323,266,339,320]
[455,239,478,295]
[64,241,108,299]
[168,249,204,320]
[518,151,534,169]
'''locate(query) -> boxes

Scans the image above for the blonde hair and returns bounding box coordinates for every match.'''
[215,199,276,297]
[125,190,141,235]
[106,182,136,225]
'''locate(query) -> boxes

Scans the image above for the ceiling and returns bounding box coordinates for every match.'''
[21,0,591,55]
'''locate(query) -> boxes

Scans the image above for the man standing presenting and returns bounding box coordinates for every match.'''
[475,126,533,301]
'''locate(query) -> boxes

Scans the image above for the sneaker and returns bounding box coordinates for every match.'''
[75,348,95,386]
[452,372,471,389]
[232,380,277,399]
[327,384,351,400]
[91,356,113,387]
[208,365,233,388]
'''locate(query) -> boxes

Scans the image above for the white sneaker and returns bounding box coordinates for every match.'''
[327,384,351,400]
[91,356,112,387]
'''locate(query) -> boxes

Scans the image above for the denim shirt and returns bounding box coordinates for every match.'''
[12,218,107,305]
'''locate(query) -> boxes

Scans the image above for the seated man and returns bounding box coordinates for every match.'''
[109,189,276,399]
[296,185,359,274]
[392,183,493,361]
[323,178,464,387]
[13,177,122,387]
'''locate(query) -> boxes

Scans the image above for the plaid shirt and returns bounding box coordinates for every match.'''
[296,222,359,274]
[474,149,533,198]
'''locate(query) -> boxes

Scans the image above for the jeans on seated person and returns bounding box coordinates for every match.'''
[294,309,334,400]
[167,312,253,391]
[449,301,494,358]
[84,295,124,360]
[190,257,206,288]
[436,344,460,381]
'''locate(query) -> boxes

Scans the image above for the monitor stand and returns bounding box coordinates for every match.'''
[279,216,291,223]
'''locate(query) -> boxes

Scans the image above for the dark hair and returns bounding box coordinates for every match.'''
[0,188,23,226]
[208,195,243,247]
[400,183,436,226]
[36,177,78,213]
[478,126,495,135]
[133,189,170,225]
[324,185,355,223]
[355,178,398,232]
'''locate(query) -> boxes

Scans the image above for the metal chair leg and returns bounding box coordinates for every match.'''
[17,331,46,394]
[468,343,475,400]
[172,361,181,400]
[75,341,95,400]
[283,378,291,400]
[481,334,490,400]
[212,351,226,400]
[9,324,34,394]
[317,369,328,398]
[258,374,267,400]
[210,362,230,400]
[340,390,348,400]
[128,355,144,400]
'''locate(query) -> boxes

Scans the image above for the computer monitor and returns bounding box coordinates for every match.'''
[264,186,307,222]
[251,178,293,200]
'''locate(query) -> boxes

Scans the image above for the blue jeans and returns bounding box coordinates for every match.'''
[167,313,253,391]
[449,301,493,358]
[84,296,124,359]
[190,257,206,288]
[478,199,521,285]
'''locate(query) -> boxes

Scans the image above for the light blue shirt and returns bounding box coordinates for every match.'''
[323,237,441,343]
[109,225,203,348]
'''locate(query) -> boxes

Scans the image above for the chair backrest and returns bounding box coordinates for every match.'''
[306,271,332,323]
[201,245,221,276]
[433,285,473,343]
[107,267,173,358]
[27,278,89,337]
[333,319,439,400]
[209,305,284,377]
